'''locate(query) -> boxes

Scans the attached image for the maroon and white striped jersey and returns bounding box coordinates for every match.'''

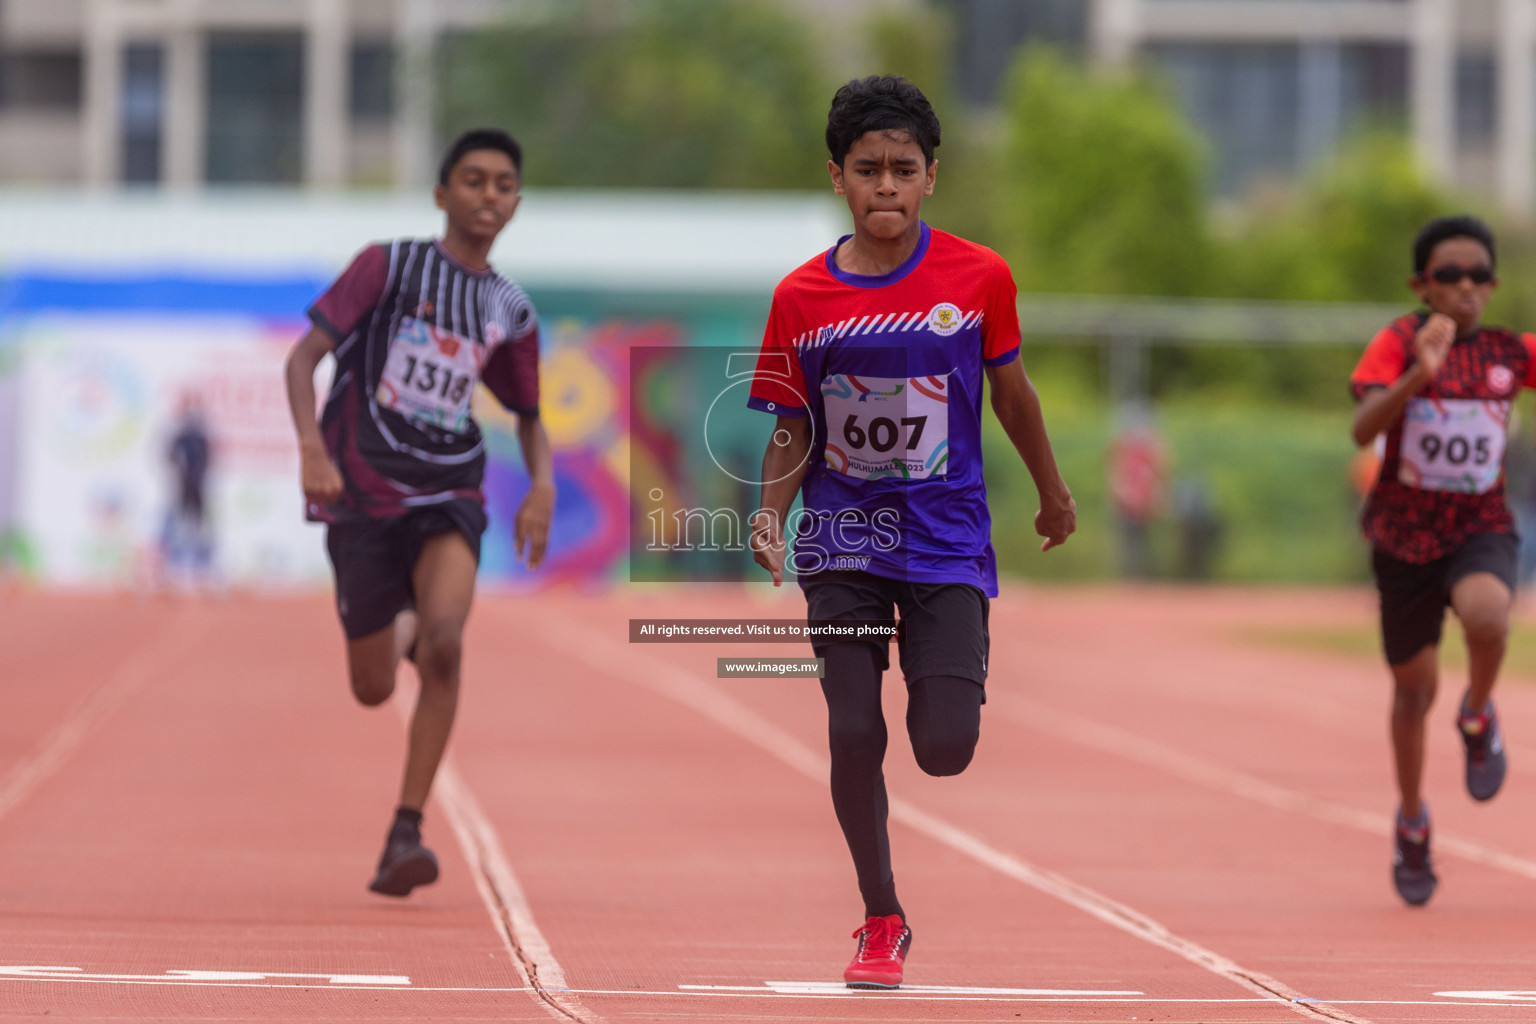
[306,237,540,522]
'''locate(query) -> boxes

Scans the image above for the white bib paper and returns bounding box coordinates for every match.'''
[376,317,483,433]
[1398,397,1509,494]
[821,372,950,480]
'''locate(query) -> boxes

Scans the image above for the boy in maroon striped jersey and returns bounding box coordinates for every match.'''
[1350,214,1533,906]
[284,128,554,896]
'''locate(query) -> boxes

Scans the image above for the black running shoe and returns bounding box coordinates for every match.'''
[1392,812,1436,907]
[368,827,439,897]
[1458,695,1507,802]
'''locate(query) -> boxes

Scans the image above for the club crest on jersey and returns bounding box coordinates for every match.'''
[485,321,506,344]
[1488,364,1515,394]
[927,302,963,336]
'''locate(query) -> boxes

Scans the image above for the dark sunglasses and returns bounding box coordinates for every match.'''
[1425,264,1496,285]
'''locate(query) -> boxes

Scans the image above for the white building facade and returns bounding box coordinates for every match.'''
[0,0,515,189]
[949,0,1536,214]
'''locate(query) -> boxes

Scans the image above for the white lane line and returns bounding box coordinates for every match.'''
[0,610,192,824]
[682,981,1142,995]
[1,972,1525,1007]
[391,680,595,1023]
[540,613,1374,1024]
[0,966,408,985]
[997,696,1536,884]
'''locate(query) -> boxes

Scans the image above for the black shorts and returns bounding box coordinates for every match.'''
[1372,532,1518,665]
[801,570,990,692]
[324,500,486,640]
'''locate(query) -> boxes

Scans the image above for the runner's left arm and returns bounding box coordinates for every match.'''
[986,358,1076,551]
[481,312,553,569]
[514,415,554,570]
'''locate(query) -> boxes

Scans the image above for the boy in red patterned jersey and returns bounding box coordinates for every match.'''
[747,76,1076,986]
[283,129,554,897]
[1350,214,1535,906]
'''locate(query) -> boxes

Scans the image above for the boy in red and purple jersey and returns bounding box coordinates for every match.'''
[1351,214,1534,906]
[284,128,554,897]
[748,76,1076,987]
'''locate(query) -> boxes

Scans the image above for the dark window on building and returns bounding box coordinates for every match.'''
[206,33,304,184]
[121,43,164,184]
[939,0,1086,106]
[1147,41,1408,196]
[0,49,83,111]
[351,40,393,120]
[1152,43,1300,195]
[1349,43,1409,119]
[1457,51,1497,146]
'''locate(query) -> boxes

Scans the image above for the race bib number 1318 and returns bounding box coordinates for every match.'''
[821,372,950,480]
[376,317,483,433]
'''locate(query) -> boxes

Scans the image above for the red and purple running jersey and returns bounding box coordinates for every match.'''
[748,223,1021,595]
[1351,312,1536,562]
[307,237,540,522]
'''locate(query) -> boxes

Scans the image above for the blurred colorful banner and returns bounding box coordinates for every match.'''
[0,273,767,590]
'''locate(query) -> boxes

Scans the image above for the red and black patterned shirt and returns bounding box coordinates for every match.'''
[1350,312,1536,562]
[306,237,540,522]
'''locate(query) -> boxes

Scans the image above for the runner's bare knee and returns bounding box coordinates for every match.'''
[349,662,395,706]
[414,619,464,686]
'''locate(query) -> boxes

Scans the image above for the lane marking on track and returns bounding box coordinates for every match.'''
[997,696,1536,884]
[391,678,596,1024]
[540,613,1375,1024]
[0,970,1525,1007]
[682,981,1143,996]
[0,966,409,985]
[0,611,193,825]
[1437,990,1536,1001]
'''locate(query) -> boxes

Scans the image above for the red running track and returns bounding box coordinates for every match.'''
[5,585,1536,1022]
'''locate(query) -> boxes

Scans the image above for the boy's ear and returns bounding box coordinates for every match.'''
[828,159,846,196]
[433,183,447,211]
[1408,273,1428,302]
[923,158,937,197]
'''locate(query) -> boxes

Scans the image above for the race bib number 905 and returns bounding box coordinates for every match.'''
[1398,397,1509,494]
[821,372,950,480]
[377,317,483,433]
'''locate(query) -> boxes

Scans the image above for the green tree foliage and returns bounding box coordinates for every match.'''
[440,0,830,189]
[994,48,1212,297]
[1216,134,1452,302]
[860,5,989,241]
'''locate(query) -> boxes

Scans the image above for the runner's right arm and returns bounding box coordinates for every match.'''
[751,416,813,587]
[1352,312,1454,446]
[283,326,343,504]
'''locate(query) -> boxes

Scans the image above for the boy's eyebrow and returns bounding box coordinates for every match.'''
[851,155,922,167]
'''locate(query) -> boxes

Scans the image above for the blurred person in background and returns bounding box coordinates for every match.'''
[159,392,215,590]
[748,75,1075,989]
[1350,214,1534,907]
[1172,475,1222,581]
[284,128,554,898]
[1107,401,1165,579]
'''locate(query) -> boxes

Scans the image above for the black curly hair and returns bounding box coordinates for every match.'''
[825,75,941,167]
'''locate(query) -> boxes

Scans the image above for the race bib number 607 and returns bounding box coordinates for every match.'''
[1398,397,1509,494]
[821,372,950,480]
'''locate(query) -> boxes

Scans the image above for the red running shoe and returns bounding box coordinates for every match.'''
[844,914,912,989]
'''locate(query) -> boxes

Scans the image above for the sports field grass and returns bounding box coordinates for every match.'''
[1241,616,1536,679]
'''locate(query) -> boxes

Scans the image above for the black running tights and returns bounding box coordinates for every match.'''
[820,642,984,920]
